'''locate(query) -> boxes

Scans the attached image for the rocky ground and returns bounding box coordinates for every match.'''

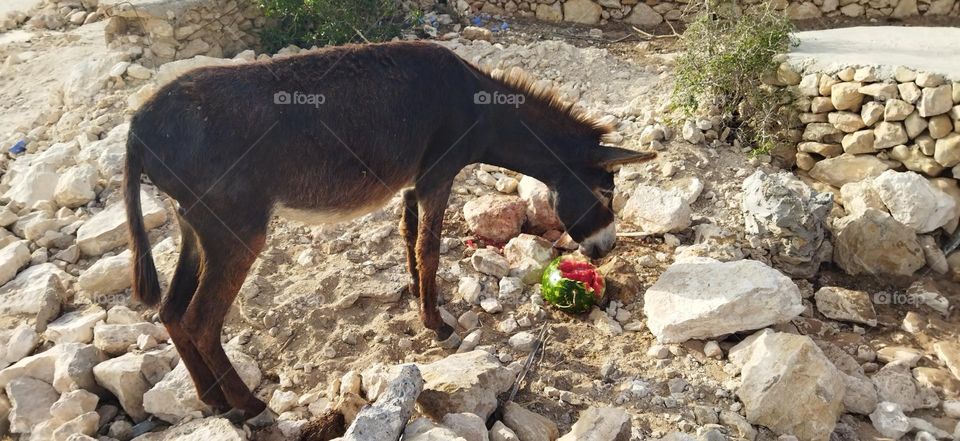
[0,3,959,441]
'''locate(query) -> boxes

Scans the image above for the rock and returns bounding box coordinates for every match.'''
[403,418,468,441]
[77,250,132,298]
[833,209,924,277]
[899,82,922,103]
[905,111,929,138]
[459,277,482,304]
[918,236,950,275]
[831,82,863,111]
[873,170,956,233]
[472,248,510,278]
[93,322,169,355]
[884,99,915,121]
[517,177,562,233]
[417,350,514,420]
[935,133,960,167]
[814,287,877,326]
[873,361,926,412]
[557,407,630,441]
[734,332,844,441]
[3,324,39,364]
[622,184,692,234]
[464,195,526,243]
[933,341,960,382]
[50,389,99,422]
[55,164,98,208]
[76,190,167,256]
[588,308,623,337]
[144,345,258,423]
[563,0,602,25]
[44,305,107,344]
[534,3,562,22]
[877,346,924,366]
[870,402,911,439]
[508,332,537,352]
[0,241,31,287]
[502,401,559,441]
[344,364,423,440]
[741,170,832,278]
[802,123,841,143]
[624,2,663,27]
[914,367,960,398]
[873,122,909,149]
[843,373,880,415]
[929,115,954,139]
[890,145,946,177]
[93,350,175,422]
[503,234,555,284]
[6,376,58,434]
[130,417,246,441]
[861,101,884,126]
[919,85,953,117]
[839,180,884,216]
[490,421,520,441]
[0,263,67,332]
[808,154,890,187]
[643,258,803,343]
[2,167,58,208]
[53,411,99,440]
[841,130,875,154]
[859,82,899,100]
[786,1,822,19]
[269,389,298,414]
[798,142,842,158]
[811,97,835,114]
[442,413,489,441]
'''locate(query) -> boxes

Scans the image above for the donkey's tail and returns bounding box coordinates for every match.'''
[125,134,161,307]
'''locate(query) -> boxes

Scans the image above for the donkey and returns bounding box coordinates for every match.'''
[124,40,655,422]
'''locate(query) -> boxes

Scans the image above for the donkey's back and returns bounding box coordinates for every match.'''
[130,41,477,218]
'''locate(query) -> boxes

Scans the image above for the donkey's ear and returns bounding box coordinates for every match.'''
[591,145,657,169]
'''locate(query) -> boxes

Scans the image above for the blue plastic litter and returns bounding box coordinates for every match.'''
[8,140,26,155]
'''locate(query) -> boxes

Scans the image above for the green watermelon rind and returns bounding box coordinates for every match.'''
[540,256,603,314]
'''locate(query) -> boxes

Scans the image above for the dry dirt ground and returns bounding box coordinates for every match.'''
[1,14,958,441]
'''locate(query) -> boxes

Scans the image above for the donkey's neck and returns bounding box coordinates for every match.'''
[472,76,603,186]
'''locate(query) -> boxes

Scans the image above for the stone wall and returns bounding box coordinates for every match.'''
[97,0,264,68]
[455,0,960,27]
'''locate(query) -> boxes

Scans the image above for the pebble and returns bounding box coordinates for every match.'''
[481,297,503,314]
[647,345,670,359]
[508,332,537,352]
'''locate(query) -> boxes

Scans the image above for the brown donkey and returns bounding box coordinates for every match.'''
[125,41,654,422]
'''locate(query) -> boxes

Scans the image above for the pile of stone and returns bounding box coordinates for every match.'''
[1,0,101,32]
[97,0,264,68]
[778,65,960,183]
[456,0,958,29]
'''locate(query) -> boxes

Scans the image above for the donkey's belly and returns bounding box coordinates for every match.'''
[273,197,394,225]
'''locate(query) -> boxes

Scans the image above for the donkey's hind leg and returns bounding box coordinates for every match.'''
[399,189,420,298]
[180,214,269,420]
[159,211,230,411]
[414,183,459,347]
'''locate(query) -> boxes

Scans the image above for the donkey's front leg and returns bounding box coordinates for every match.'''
[414,183,459,348]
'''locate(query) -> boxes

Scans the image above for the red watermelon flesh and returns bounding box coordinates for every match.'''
[558,259,604,296]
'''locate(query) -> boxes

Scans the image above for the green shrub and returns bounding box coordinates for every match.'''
[258,0,405,52]
[670,0,797,154]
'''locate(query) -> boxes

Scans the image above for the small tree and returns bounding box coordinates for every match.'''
[670,0,797,154]
[258,0,405,52]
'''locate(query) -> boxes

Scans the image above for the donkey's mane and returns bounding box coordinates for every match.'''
[481,65,615,142]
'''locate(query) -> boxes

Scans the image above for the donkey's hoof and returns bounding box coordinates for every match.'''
[219,408,249,425]
[436,328,461,350]
[246,408,278,428]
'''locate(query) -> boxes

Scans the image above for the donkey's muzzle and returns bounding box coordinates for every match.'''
[579,222,616,259]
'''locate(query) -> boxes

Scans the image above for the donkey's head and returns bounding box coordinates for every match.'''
[552,145,656,259]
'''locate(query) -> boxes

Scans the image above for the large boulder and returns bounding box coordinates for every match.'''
[463,195,526,243]
[416,350,514,421]
[733,331,845,441]
[741,170,833,278]
[872,170,956,233]
[808,154,890,188]
[5,376,58,434]
[77,250,133,299]
[643,258,804,343]
[833,209,925,277]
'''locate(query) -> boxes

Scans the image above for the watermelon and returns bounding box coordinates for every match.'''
[540,255,605,313]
